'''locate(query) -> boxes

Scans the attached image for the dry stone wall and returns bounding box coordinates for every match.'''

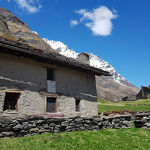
[1,112,150,138]
[134,113,150,129]
[0,115,132,138]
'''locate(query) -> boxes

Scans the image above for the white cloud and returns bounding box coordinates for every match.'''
[70,20,78,27]
[75,6,117,36]
[75,9,87,15]
[15,0,42,13]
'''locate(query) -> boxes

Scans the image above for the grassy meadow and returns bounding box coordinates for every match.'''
[0,128,150,150]
[98,98,150,113]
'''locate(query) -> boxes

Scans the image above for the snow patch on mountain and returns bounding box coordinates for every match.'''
[32,31,39,35]
[89,54,127,86]
[43,38,131,87]
[43,38,78,59]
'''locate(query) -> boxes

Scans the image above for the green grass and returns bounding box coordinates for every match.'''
[98,99,150,113]
[0,128,150,150]
[1,99,150,150]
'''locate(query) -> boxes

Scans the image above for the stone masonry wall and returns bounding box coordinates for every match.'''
[0,115,132,138]
[0,52,97,117]
[0,53,47,116]
[0,91,5,114]
[1,112,150,138]
[134,113,150,129]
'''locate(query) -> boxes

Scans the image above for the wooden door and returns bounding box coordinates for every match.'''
[46,98,56,113]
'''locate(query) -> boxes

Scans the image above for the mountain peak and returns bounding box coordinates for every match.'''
[0,7,28,27]
[0,7,55,52]
[43,38,78,58]
[43,38,68,50]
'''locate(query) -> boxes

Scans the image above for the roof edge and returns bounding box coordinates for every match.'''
[0,38,111,76]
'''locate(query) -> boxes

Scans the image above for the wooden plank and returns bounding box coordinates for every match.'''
[1,89,23,93]
[40,91,57,97]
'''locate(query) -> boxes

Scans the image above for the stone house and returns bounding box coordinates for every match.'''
[0,39,110,118]
[122,94,137,101]
[136,86,150,99]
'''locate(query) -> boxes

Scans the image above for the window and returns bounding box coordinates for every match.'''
[3,93,20,111]
[75,99,80,112]
[47,69,54,81]
[47,69,56,93]
[46,98,57,113]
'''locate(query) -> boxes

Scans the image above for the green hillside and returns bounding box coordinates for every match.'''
[98,99,150,113]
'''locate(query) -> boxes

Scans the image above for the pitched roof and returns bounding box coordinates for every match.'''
[0,38,110,76]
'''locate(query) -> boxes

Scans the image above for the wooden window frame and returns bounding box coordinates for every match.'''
[3,92,20,112]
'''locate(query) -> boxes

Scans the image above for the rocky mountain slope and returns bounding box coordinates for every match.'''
[0,7,139,101]
[0,7,55,52]
[43,39,139,101]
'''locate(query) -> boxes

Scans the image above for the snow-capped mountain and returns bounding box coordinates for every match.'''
[43,38,78,59]
[43,38,132,87]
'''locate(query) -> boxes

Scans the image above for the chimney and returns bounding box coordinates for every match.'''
[77,53,90,65]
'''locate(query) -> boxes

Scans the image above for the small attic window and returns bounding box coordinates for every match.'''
[3,93,20,111]
[47,69,55,81]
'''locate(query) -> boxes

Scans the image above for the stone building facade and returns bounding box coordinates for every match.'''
[0,39,110,118]
[136,86,150,99]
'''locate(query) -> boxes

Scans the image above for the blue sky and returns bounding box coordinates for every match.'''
[0,0,150,88]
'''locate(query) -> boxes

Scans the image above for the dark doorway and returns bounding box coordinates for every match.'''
[3,92,20,111]
[75,99,80,112]
[46,98,57,113]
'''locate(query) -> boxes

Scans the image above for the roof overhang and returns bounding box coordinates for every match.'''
[0,39,110,76]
